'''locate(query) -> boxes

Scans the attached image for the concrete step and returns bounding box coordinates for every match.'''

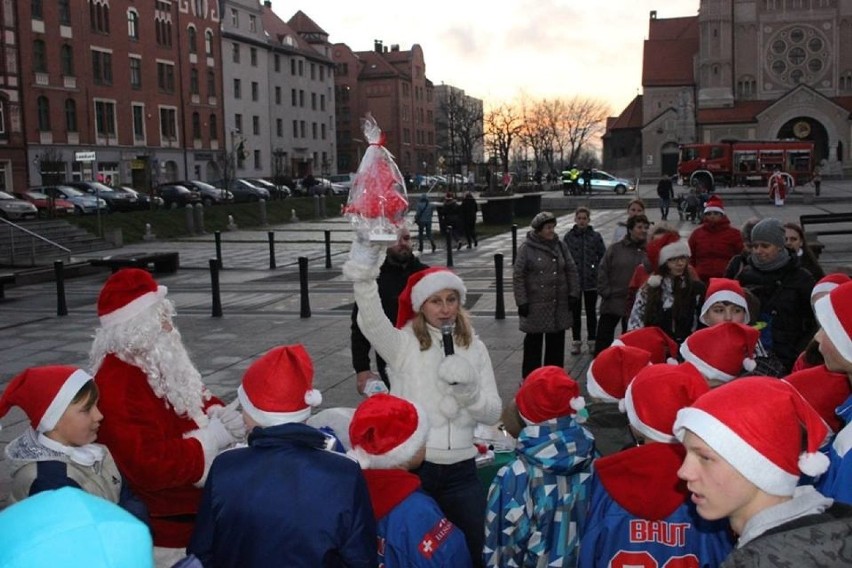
[0,219,111,267]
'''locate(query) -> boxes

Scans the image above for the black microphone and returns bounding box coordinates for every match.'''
[441,323,455,356]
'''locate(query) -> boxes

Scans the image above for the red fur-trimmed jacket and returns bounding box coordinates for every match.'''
[688,218,743,284]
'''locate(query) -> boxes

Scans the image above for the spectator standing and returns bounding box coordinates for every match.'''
[656,176,675,220]
[792,273,852,372]
[611,199,646,245]
[813,166,822,196]
[414,194,437,253]
[582,166,593,195]
[768,168,787,206]
[784,221,825,279]
[723,217,761,279]
[688,195,744,284]
[440,193,463,250]
[188,345,376,568]
[564,206,606,354]
[351,228,427,393]
[513,211,580,378]
[460,191,479,249]
[595,214,650,355]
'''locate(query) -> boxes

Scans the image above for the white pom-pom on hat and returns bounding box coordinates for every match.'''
[798,451,830,477]
[742,357,756,372]
[647,274,663,288]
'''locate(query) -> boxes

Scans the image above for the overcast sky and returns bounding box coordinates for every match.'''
[278,0,700,116]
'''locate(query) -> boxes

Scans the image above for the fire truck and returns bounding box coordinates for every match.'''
[677,139,814,189]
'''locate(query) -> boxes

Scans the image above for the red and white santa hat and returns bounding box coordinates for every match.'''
[784,365,852,434]
[348,393,429,469]
[237,344,322,427]
[674,377,830,496]
[679,322,759,383]
[703,195,726,215]
[612,326,679,365]
[699,278,750,325]
[623,362,709,443]
[815,281,852,364]
[645,233,690,287]
[586,345,653,408]
[0,366,93,433]
[811,272,851,304]
[516,366,586,425]
[395,266,466,328]
[97,268,167,328]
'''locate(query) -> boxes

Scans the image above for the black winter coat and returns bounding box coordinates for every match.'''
[564,225,606,291]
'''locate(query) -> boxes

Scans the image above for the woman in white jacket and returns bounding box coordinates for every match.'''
[344,240,502,568]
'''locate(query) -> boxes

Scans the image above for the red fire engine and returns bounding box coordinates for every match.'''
[677,139,814,189]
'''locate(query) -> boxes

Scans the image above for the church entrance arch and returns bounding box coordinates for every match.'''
[777,116,828,164]
[660,142,679,177]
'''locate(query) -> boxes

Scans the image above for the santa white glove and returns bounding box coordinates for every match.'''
[343,238,385,281]
[207,400,246,441]
[438,355,480,406]
[187,416,239,487]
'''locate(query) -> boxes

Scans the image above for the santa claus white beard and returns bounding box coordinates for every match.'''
[90,299,210,421]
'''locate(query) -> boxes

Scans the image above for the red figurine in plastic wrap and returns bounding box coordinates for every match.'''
[344,113,409,242]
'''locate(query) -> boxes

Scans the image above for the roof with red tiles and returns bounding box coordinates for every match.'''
[642,16,699,87]
[608,95,644,130]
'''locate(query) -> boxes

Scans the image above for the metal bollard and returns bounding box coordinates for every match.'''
[54,260,68,317]
[214,230,223,269]
[445,226,454,267]
[185,204,195,235]
[313,194,321,218]
[193,203,205,235]
[209,259,222,317]
[319,194,327,218]
[298,256,311,318]
[268,231,276,269]
[324,230,332,269]
[511,224,518,265]
[494,253,505,320]
[259,198,268,226]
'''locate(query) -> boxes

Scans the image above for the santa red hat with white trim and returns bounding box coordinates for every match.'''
[784,365,852,434]
[699,278,750,325]
[679,322,759,383]
[587,345,653,408]
[811,272,851,305]
[612,326,679,365]
[347,393,429,469]
[623,362,709,443]
[516,366,586,425]
[237,344,322,427]
[0,366,92,433]
[815,281,852,365]
[395,266,466,328]
[703,195,726,215]
[97,268,167,328]
[674,377,830,496]
[645,233,690,288]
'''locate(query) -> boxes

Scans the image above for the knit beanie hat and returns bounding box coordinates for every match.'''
[674,377,830,496]
[531,211,557,230]
[749,218,785,248]
[814,280,852,365]
[703,195,726,215]
[679,322,759,383]
[586,345,653,408]
[699,278,750,325]
[623,362,709,443]
[395,266,466,327]
[515,366,586,424]
[237,344,322,427]
[97,268,167,328]
[347,394,429,469]
[0,366,92,433]
[612,326,679,365]
[811,272,851,304]
[784,365,852,434]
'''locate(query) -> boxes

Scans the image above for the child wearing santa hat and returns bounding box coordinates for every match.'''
[484,366,595,567]
[813,281,852,505]
[687,194,744,284]
[675,378,852,564]
[187,344,376,567]
[628,232,706,344]
[348,393,471,567]
[579,363,733,568]
[345,240,502,567]
[679,322,759,387]
[0,365,147,523]
[791,272,852,372]
[698,277,750,326]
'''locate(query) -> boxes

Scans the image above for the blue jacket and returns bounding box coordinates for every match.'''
[484,416,594,567]
[817,394,852,504]
[187,423,376,568]
[579,443,733,568]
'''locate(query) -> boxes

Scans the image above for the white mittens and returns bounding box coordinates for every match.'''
[343,238,385,281]
[438,355,480,406]
[207,400,246,441]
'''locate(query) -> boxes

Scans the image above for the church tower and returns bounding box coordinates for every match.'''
[697,0,734,108]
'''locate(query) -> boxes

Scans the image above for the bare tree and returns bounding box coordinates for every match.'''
[484,102,525,173]
[556,96,610,167]
[437,88,484,180]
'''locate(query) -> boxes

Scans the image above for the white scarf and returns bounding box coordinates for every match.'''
[38,432,106,467]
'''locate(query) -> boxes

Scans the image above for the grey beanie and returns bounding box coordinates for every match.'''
[750,218,786,248]
[531,211,557,230]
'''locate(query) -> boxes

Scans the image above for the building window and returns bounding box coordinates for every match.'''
[320,94,325,111]
[249,14,256,32]
[132,104,145,140]
[92,50,113,85]
[129,57,141,88]
[292,120,298,137]
[60,45,74,76]
[233,78,241,99]
[188,26,197,53]
[300,120,305,138]
[311,92,316,110]
[33,40,47,73]
[157,62,175,93]
[37,96,50,131]
[209,114,218,140]
[192,112,201,139]
[232,43,240,64]
[205,30,213,56]
[310,63,315,80]
[276,118,283,137]
[127,10,139,40]
[230,8,238,27]
[0,100,5,136]
[32,0,43,19]
[207,70,216,96]
[234,113,242,132]
[274,54,280,72]
[250,48,257,67]
[94,100,116,137]
[190,68,199,95]
[159,107,177,140]
[253,150,261,169]
[156,17,172,47]
[299,90,304,107]
[298,60,303,76]
[90,1,110,34]
[291,59,296,75]
[291,89,297,106]
[320,67,325,81]
[312,122,317,139]
[251,82,258,101]
[58,0,71,24]
[252,115,260,135]
[275,86,281,105]
[321,123,326,140]
[65,99,77,132]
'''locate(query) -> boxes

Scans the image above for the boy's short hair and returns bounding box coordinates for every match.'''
[627,198,646,211]
[574,206,590,217]
[72,380,99,408]
[627,214,650,231]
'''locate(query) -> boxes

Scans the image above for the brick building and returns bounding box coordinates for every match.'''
[0,1,27,193]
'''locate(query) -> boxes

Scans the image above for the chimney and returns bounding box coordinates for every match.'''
[374,39,383,53]
[391,44,399,52]
[650,10,657,19]
[263,1,271,7]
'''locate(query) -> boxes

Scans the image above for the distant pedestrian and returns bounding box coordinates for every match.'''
[582,167,593,195]
[414,194,436,253]
[768,169,787,206]
[610,199,646,245]
[688,195,743,284]
[564,206,606,354]
[656,176,674,220]
[461,191,478,249]
[813,167,822,196]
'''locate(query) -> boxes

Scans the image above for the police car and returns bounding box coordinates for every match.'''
[562,169,635,195]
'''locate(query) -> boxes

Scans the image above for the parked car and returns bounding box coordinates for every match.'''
[562,169,635,195]
[294,176,348,196]
[64,181,138,212]
[326,174,354,192]
[246,178,290,200]
[14,190,75,216]
[0,190,38,220]
[175,180,234,206]
[211,179,269,202]
[36,185,108,215]
[156,183,202,208]
[113,186,164,210]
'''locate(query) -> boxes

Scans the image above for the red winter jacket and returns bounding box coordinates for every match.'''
[688,218,743,284]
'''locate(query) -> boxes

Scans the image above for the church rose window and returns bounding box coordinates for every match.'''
[766,25,830,87]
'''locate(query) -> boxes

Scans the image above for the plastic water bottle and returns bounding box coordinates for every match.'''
[363,379,389,397]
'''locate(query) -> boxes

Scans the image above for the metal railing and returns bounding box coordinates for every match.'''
[0,217,71,267]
